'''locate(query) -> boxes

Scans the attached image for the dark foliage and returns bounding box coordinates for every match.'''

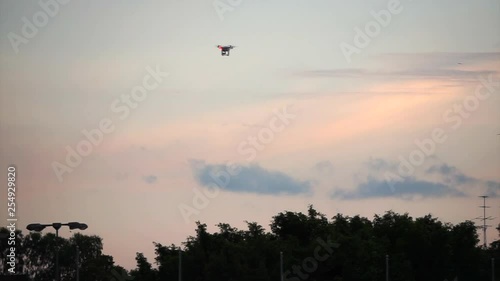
[1,205,499,281]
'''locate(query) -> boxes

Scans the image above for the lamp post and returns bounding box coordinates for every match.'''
[386,255,389,281]
[178,248,182,281]
[76,244,80,281]
[280,251,284,281]
[26,222,87,281]
[492,258,495,281]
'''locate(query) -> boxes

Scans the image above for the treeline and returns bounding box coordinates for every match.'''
[1,206,499,281]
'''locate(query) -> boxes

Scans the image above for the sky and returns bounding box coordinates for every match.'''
[1,0,500,271]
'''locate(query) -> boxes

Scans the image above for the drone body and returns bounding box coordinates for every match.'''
[217,45,236,56]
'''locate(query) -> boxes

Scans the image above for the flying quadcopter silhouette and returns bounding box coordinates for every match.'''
[216,45,237,56]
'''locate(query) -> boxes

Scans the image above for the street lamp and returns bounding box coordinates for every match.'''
[26,222,87,281]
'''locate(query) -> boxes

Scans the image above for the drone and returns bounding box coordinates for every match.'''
[216,45,236,56]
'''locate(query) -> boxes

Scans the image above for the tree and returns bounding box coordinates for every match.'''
[130,252,157,281]
[0,229,120,281]
[5,206,494,281]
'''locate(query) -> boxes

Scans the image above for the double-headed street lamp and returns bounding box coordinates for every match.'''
[26,222,87,281]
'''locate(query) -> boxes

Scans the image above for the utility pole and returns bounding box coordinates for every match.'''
[476,196,494,248]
